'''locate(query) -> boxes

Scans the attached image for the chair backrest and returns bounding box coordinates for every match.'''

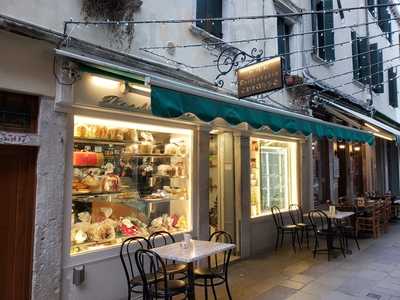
[135,248,169,299]
[148,231,176,248]
[149,231,176,265]
[308,209,328,234]
[120,236,151,289]
[209,231,233,276]
[271,206,285,228]
[289,204,304,224]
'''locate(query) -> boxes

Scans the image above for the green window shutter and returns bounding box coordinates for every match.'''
[374,49,384,93]
[351,31,359,80]
[277,18,285,57]
[370,43,379,88]
[317,1,325,59]
[368,0,375,17]
[323,0,335,62]
[389,67,398,107]
[196,0,207,28]
[207,0,222,38]
[358,38,370,84]
[378,0,391,41]
[196,0,222,38]
[311,0,317,55]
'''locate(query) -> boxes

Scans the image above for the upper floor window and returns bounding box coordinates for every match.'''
[311,0,335,62]
[351,31,384,93]
[277,17,292,73]
[196,0,222,38]
[388,67,398,108]
[369,0,392,43]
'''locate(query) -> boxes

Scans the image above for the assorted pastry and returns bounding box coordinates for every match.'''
[74,124,138,142]
[70,208,188,247]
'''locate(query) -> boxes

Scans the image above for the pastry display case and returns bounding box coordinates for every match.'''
[70,116,192,255]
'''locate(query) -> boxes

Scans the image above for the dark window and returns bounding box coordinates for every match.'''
[277,17,292,73]
[358,37,370,84]
[311,0,335,62]
[377,0,392,43]
[368,0,376,17]
[0,91,39,133]
[196,0,222,38]
[351,31,360,80]
[351,33,384,92]
[389,67,398,107]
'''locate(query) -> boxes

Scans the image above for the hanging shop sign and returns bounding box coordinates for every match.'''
[237,56,284,98]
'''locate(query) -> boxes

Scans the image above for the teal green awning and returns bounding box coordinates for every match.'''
[79,63,144,85]
[151,86,374,144]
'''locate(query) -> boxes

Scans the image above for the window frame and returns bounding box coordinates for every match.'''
[311,0,335,62]
[250,136,300,219]
[277,17,292,73]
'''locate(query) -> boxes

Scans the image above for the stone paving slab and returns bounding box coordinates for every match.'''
[195,222,400,300]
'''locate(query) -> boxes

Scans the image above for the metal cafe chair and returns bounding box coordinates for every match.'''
[194,231,233,300]
[335,205,360,252]
[135,249,188,300]
[271,206,301,252]
[148,231,187,278]
[119,236,152,300]
[308,209,346,261]
[289,204,314,248]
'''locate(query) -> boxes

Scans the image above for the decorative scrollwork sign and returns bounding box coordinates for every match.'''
[214,46,264,88]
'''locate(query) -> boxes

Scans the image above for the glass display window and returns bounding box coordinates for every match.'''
[250,137,299,218]
[70,115,192,255]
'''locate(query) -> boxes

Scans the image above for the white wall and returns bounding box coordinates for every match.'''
[0,30,55,97]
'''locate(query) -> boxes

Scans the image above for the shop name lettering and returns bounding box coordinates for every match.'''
[239,71,281,94]
[0,132,30,144]
[237,58,283,98]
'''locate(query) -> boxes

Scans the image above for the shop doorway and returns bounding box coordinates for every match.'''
[313,139,331,207]
[209,132,239,259]
[0,145,37,300]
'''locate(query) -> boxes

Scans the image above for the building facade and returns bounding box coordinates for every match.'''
[0,0,399,300]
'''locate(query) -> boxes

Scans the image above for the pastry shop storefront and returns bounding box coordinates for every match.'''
[59,57,375,299]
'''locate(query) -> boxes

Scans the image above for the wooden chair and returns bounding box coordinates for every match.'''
[384,196,392,232]
[356,202,381,239]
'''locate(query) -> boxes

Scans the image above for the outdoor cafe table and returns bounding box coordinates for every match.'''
[322,210,354,255]
[306,210,355,256]
[152,239,235,300]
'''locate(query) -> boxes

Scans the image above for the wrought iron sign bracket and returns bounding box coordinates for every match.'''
[214,46,264,88]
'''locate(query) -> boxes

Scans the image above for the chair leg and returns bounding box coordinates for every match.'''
[204,279,208,300]
[353,231,360,250]
[225,279,233,300]
[275,230,280,251]
[280,230,284,248]
[313,237,318,258]
[306,230,310,249]
[291,231,296,253]
[296,230,302,249]
[211,278,217,300]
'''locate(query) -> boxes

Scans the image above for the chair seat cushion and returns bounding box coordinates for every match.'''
[194,267,223,278]
[131,273,163,286]
[156,279,187,291]
[165,263,187,274]
[297,223,313,229]
[282,224,297,230]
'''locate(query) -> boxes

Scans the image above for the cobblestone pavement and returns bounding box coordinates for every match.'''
[196,222,400,300]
